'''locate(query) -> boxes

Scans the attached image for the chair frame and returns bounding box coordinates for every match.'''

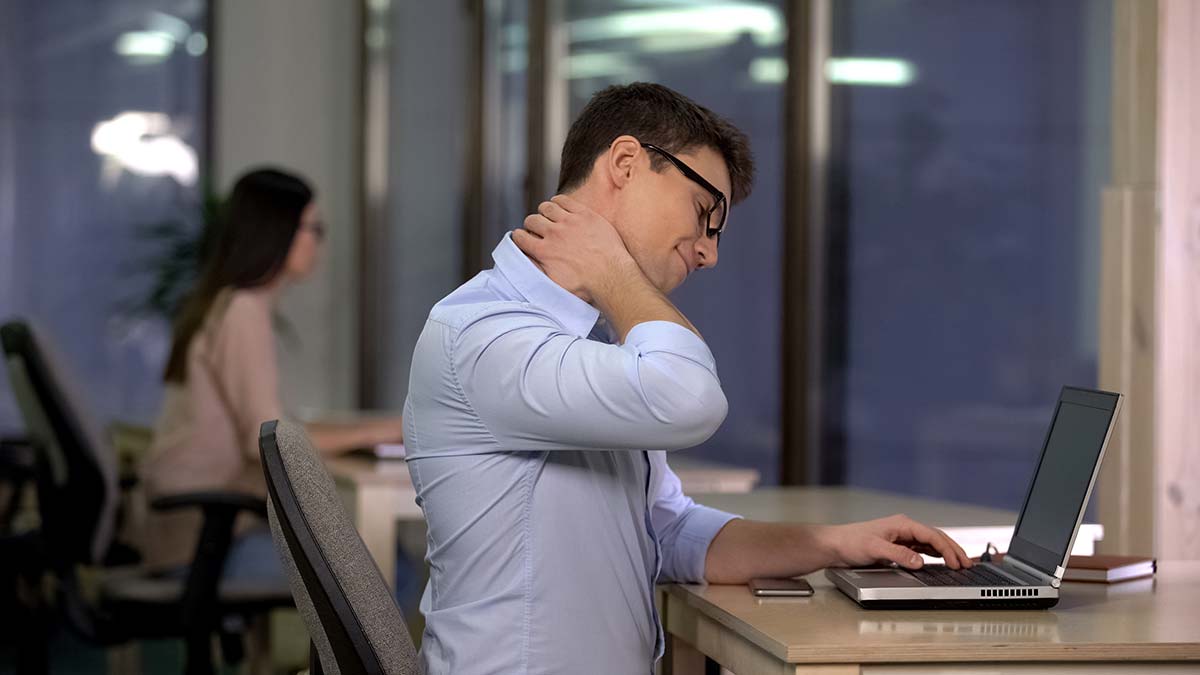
[260,419,387,675]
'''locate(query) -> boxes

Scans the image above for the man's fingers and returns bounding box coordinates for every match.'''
[551,193,585,213]
[538,200,571,224]
[873,540,924,570]
[894,518,971,569]
[945,530,971,567]
[912,523,966,569]
[512,228,543,254]
[522,213,550,238]
[925,525,971,568]
[903,543,942,557]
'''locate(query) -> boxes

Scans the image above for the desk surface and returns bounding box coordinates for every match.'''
[665,562,1200,664]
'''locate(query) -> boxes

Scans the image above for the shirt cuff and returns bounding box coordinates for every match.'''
[621,321,718,375]
[668,505,742,583]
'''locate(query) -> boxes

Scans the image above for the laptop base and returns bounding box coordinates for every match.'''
[850,597,1059,610]
[826,567,1060,610]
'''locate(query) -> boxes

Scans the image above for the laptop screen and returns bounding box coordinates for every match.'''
[1007,387,1120,576]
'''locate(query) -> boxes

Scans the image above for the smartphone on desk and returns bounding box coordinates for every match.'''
[749,578,814,597]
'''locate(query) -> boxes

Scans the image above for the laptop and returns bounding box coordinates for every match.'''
[826,386,1123,609]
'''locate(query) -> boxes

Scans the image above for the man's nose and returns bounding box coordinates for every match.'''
[695,234,718,270]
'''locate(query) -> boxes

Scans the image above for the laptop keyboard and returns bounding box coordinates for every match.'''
[909,564,1022,587]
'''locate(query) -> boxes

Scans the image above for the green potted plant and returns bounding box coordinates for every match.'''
[123,188,224,323]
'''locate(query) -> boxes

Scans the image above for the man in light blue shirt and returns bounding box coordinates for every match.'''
[403,83,972,675]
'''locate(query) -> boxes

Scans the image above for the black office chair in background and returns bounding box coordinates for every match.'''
[260,419,422,675]
[1,319,293,675]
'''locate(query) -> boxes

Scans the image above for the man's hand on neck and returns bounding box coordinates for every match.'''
[513,194,701,342]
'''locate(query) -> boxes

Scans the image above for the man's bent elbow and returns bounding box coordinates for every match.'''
[656,380,728,450]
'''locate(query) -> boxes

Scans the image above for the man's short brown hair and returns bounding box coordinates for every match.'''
[556,82,755,204]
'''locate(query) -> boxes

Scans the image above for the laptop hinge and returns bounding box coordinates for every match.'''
[1003,555,1061,588]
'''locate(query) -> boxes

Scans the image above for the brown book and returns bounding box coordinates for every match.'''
[969,553,1157,583]
[1062,555,1157,583]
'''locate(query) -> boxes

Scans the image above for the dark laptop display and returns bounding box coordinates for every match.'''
[1008,388,1121,576]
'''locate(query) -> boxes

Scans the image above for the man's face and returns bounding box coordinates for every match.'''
[610,144,731,294]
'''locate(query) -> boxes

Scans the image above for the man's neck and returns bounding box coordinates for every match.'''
[561,185,616,225]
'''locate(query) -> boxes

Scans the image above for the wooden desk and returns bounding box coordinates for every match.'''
[663,562,1200,674]
[327,453,761,584]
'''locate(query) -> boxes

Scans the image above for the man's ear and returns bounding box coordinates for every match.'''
[605,135,643,190]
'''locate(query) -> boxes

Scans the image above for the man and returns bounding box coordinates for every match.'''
[403,82,971,675]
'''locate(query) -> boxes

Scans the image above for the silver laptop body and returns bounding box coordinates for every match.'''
[827,386,1123,609]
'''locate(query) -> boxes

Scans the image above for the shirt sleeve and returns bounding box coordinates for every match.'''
[208,293,284,462]
[650,452,741,583]
[451,303,728,452]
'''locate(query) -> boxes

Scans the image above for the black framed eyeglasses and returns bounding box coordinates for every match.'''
[641,142,728,243]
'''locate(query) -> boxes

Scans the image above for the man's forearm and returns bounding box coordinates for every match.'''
[704,514,974,582]
[703,519,838,584]
[593,258,700,342]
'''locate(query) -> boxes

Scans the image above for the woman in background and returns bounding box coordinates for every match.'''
[142,167,404,580]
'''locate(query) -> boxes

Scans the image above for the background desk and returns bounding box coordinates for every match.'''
[663,562,1200,675]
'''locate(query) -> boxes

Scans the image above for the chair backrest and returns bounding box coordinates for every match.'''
[0,439,36,533]
[259,419,421,675]
[0,320,116,567]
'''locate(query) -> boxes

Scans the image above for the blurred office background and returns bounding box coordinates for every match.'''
[1,0,1197,671]
[0,0,1112,505]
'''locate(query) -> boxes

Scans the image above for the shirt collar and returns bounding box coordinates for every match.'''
[491,232,601,338]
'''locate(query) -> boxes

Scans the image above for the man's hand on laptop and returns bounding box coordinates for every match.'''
[704,514,974,583]
[822,514,973,570]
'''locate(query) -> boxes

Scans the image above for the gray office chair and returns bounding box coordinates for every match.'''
[259,419,422,675]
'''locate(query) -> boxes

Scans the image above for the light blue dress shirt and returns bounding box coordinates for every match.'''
[403,233,741,675]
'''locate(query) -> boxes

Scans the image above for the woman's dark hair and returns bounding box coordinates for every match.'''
[163,167,313,383]
[557,82,755,204]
